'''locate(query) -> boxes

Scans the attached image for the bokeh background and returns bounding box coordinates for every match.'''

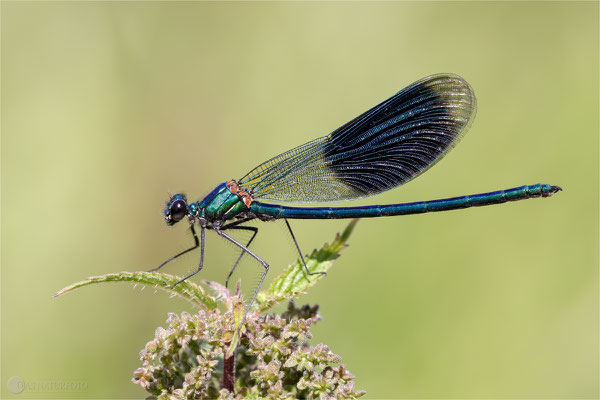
[2,2,598,398]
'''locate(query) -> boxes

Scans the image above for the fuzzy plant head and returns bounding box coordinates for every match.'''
[132,301,365,399]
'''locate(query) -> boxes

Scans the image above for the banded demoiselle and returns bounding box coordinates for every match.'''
[151,73,561,318]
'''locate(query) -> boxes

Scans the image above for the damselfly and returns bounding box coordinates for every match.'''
[151,74,561,318]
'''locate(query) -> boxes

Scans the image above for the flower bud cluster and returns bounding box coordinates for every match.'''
[133,302,364,399]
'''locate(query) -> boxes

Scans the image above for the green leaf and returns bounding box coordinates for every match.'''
[254,219,358,313]
[53,271,218,310]
[53,219,358,316]
[226,296,246,358]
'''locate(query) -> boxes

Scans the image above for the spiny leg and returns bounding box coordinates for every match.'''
[221,225,259,288]
[215,228,269,335]
[172,225,206,287]
[149,224,200,272]
[284,218,326,279]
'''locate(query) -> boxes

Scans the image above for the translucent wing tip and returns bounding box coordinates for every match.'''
[422,73,478,128]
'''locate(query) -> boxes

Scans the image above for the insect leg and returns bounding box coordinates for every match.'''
[149,224,200,272]
[220,225,259,288]
[215,228,268,331]
[172,225,206,287]
[284,218,326,278]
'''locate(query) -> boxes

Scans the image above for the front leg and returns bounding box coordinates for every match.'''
[172,224,206,288]
[149,224,200,272]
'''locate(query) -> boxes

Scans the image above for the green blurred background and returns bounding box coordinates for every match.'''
[2,2,598,398]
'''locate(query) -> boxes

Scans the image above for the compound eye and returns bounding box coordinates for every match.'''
[169,199,187,222]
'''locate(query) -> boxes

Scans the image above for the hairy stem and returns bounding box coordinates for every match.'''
[223,349,235,392]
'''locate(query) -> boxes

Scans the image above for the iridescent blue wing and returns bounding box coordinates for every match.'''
[239,74,476,203]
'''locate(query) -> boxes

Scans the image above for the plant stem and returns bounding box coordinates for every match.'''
[223,350,235,392]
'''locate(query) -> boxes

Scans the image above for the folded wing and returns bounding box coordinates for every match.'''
[239,74,477,203]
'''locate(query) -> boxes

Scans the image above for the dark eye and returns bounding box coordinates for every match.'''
[170,199,187,222]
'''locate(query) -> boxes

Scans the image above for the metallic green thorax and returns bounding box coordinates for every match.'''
[199,182,249,222]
